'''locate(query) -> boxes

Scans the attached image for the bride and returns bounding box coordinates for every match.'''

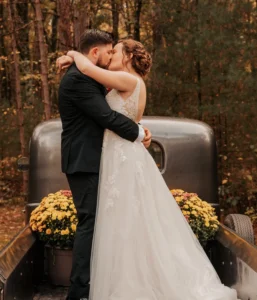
[58,39,239,300]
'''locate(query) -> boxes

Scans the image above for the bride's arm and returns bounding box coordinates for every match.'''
[67,50,137,92]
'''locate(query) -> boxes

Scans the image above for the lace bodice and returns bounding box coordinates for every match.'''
[106,78,140,122]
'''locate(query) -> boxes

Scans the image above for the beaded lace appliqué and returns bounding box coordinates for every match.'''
[102,79,141,211]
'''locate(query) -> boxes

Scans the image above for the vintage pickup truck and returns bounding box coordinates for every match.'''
[0,116,256,300]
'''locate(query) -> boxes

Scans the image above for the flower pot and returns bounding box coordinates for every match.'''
[45,245,72,286]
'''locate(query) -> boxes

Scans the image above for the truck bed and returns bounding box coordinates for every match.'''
[33,282,68,300]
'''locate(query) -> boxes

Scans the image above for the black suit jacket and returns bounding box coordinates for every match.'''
[58,63,139,174]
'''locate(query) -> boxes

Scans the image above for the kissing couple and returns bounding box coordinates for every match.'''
[57,29,239,300]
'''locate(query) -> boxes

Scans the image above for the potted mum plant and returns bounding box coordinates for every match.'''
[171,189,220,246]
[29,190,78,286]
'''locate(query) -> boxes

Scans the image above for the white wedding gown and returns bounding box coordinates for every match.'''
[89,78,239,300]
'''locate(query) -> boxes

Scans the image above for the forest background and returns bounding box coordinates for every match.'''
[1,0,257,247]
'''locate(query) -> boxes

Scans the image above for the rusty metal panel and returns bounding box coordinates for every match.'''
[28,117,218,205]
[0,226,35,280]
[0,226,44,300]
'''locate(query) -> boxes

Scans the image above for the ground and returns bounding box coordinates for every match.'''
[0,203,25,250]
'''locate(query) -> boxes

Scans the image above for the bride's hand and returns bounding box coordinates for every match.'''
[56,55,74,73]
[67,50,77,58]
[66,50,94,75]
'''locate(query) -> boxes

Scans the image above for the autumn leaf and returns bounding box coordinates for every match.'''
[246,175,253,181]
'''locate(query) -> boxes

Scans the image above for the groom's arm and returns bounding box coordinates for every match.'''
[70,74,143,142]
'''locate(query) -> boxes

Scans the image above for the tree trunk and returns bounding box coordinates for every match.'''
[195,0,202,120]
[57,0,73,51]
[111,0,119,42]
[133,0,142,41]
[16,1,29,60]
[152,0,163,55]
[34,0,51,120]
[73,0,90,49]
[1,2,14,106]
[51,2,58,53]
[0,3,4,104]
[6,0,28,195]
[124,0,132,35]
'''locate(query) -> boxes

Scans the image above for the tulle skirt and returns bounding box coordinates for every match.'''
[89,130,239,300]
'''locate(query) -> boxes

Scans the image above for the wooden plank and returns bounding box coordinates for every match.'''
[216,224,257,272]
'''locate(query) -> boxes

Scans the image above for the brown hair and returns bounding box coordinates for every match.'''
[118,39,152,78]
[79,29,113,54]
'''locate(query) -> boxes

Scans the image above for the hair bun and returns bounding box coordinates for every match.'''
[119,39,152,78]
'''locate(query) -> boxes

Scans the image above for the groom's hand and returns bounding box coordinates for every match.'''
[142,127,152,148]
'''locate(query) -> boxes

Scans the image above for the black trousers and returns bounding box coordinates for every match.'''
[66,172,99,300]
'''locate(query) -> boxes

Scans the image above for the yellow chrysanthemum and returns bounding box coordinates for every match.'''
[46,229,52,235]
[170,188,219,245]
[57,213,63,221]
[29,190,78,247]
[32,224,37,231]
[61,228,70,235]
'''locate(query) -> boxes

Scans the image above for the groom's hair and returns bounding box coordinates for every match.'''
[79,29,113,54]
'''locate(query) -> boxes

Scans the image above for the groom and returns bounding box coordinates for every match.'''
[58,29,152,300]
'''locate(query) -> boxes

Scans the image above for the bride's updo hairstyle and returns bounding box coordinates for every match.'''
[118,39,152,78]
